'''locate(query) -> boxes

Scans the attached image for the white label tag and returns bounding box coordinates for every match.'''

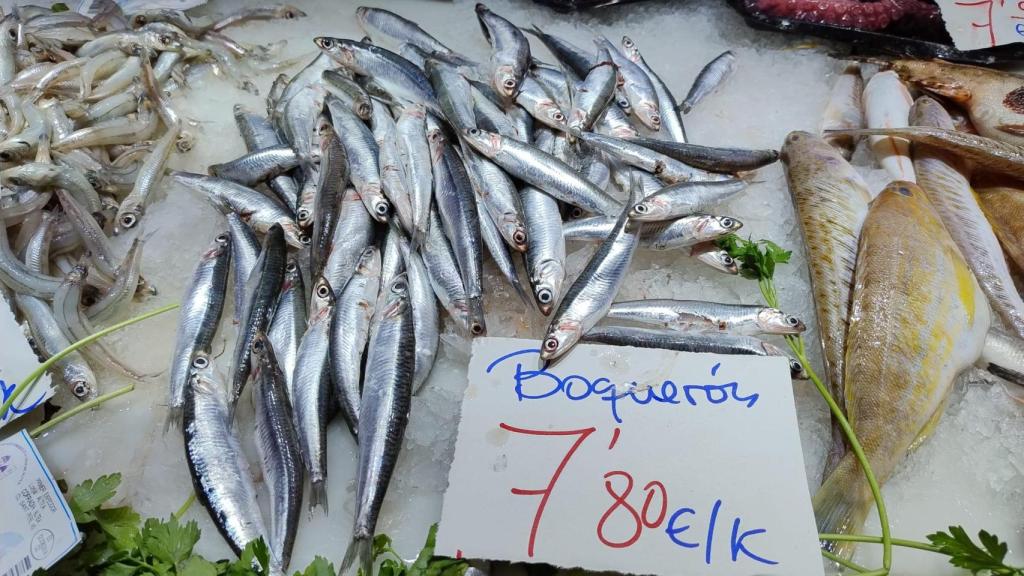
[935,0,1024,50]
[0,430,80,576]
[0,299,53,429]
[437,338,823,576]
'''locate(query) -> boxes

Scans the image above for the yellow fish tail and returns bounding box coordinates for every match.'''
[813,453,873,561]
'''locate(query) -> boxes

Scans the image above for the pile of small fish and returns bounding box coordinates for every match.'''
[163,4,810,573]
[795,58,1024,561]
[0,3,305,404]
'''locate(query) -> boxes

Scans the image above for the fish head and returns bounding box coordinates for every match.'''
[534,100,567,130]
[540,317,581,361]
[314,37,357,69]
[493,64,520,100]
[694,248,737,275]
[636,101,661,131]
[137,25,188,53]
[62,263,88,287]
[619,36,640,63]
[0,139,31,163]
[277,4,306,19]
[63,363,96,401]
[532,260,565,317]
[461,127,501,158]
[282,257,302,289]
[201,232,230,261]
[628,196,670,221]
[614,89,631,114]
[281,220,308,249]
[789,358,808,380]
[757,308,806,335]
[309,276,335,318]
[380,274,411,320]
[501,214,528,252]
[114,203,143,235]
[779,131,816,164]
[2,162,58,187]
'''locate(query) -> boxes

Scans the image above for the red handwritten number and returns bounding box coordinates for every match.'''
[641,481,668,528]
[500,423,596,557]
[597,471,643,548]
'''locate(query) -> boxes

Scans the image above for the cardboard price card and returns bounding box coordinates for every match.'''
[437,337,824,576]
[935,0,1024,49]
[0,299,53,429]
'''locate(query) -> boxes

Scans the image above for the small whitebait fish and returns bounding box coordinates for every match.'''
[563,213,741,250]
[680,50,735,114]
[606,300,805,336]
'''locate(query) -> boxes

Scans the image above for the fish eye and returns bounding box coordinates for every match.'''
[319,38,334,49]
[553,111,564,122]
[537,288,552,304]
[632,203,648,214]
[0,151,12,162]
[786,316,800,326]
[722,255,734,265]
[297,208,310,221]
[502,78,516,90]
[542,336,558,351]
[133,15,147,26]
[391,278,407,293]
[192,355,208,369]
[286,261,297,272]
[513,229,527,245]
[467,128,479,136]
[316,283,331,298]
[720,217,734,228]
[215,233,229,244]
[252,338,264,353]
[159,34,172,45]
[790,360,803,374]
[119,213,137,229]
[299,234,311,245]
[471,322,484,335]
[7,28,16,40]
[284,10,296,18]
[73,382,89,397]
[374,202,390,216]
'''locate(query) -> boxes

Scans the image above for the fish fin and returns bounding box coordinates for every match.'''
[309,479,329,515]
[907,395,950,453]
[821,418,847,479]
[813,455,872,561]
[675,101,692,114]
[997,124,1024,136]
[163,406,182,435]
[340,535,372,576]
[916,78,971,103]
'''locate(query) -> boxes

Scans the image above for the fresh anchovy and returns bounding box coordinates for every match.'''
[331,247,380,436]
[520,184,565,316]
[341,275,415,576]
[374,228,405,323]
[541,186,641,362]
[578,132,725,184]
[282,84,326,169]
[0,211,59,297]
[314,37,441,114]
[583,325,806,378]
[568,47,616,134]
[470,82,519,138]
[356,6,453,54]
[427,59,477,132]
[292,277,334,513]
[228,224,287,410]
[311,122,347,280]
[378,116,415,236]
[3,161,102,217]
[226,212,260,322]
[167,233,230,429]
[626,137,778,173]
[295,166,319,232]
[272,53,332,127]
[529,64,572,113]
[184,352,270,558]
[690,241,738,275]
[320,186,376,300]
[209,145,299,188]
[430,128,486,336]
[420,207,471,332]
[209,4,306,32]
[606,299,805,336]
[563,214,741,249]
[56,189,116,279]
[169,171,304,248]
[516,74,567,131]
[681,50,735,114]
[115,126,179,234]
[629,179,747,221]
[524,26,593,80]
[51,265,146,379]
[14,289,97,400]
[463,147,528,252]
[911,96,1024,340]
[462,127,620,216]
[477,194,529,304]
[475,3,529,101]
[396,104,432,241]
[620,35,686,142]
[267,259,306,401]
[863,70,915,182]
[594,36,659,130]
[322,69,373,121]
[325,96,389,222]
[820,64,864,159]
[394,231,439,394]
[781,130,872,475]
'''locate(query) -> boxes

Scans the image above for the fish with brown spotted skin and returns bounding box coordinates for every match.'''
[781,130,872,476]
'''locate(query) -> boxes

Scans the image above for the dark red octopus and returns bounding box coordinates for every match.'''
[747,0,941,32]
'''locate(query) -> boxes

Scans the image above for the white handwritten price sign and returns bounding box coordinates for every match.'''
[437,337,823,576]
[0,298,52,429]
[934,0,1024,49]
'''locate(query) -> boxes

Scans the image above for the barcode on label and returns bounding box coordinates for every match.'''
[0,556,31,576]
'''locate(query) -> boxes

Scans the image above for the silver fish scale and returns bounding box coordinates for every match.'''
[331,247,380,436]
[292,297,334,509]
[320,187,376,298]
[606,300,766,334]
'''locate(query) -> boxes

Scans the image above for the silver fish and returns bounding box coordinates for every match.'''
[267,258,306,401]
[325,95,389,222]
[395,231,439,394]
[462,127,620,216]
[621,35,686,142]
[475,3,530,101]
[583,325,806,378]
[427,58,477,132]
[209,145,300,188]
[184,352,269,558]
[463,147,528,252]
[226,212,260,323]
[310,121,347,280]
[625,136,779,173]
[563,214,741,249]
[578,131,725,184]
[420,207,471,332]
[568,47,616,134]
[341,275,416,576]
[322,69,373,121]
[690,241,738,275]
[292,277,335,513]
[0,212,62,297]
[250,333,303,572]
[521,184,565,316]
[595,36,660,130]
[320,186,376,300]
[167,232,230,429]
[681,50,735,114]
[477,193,529,304]
[606,299,805,335]
[541,186,641,362]
[331,246,381,436]
[396,104,432,241]
[356,6,453,54]
[629,179,747,221]
[3,161,102,216]
[228,224,287,409]
[516,74,567,131]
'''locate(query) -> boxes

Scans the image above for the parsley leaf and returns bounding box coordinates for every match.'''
[294,556,335,576]
[69,473,122,522]
[927,526,1024,575]
[142,516,201,567]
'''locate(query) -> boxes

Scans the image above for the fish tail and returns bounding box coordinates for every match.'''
[309,478,329,515]
[821,418,848,479]
[163,405,182,434]
[813,454,873,561]
[339,534,372,576]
